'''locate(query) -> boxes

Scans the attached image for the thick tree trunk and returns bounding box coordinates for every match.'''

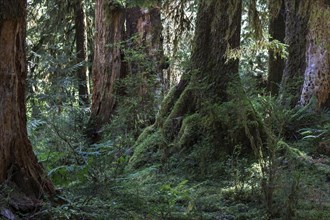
[268,0,285,95]
[280,0,330,108]
[0,0,54,198]
[190,0,241,100]
[89,2,166,141]
[280,0,311,106]
[89,0,125,139]
[74,0,90,106]
[298,0,330,108]
[125,4,165,108]
[129,0,242,169]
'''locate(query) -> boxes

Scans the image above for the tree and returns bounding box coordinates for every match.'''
[89,0,125,139]
[74,0,90,106]
[27,0,86,114]
[268,0,285,95]
[126,2,166,98]
[0,0,54,198]
[297,0,330,108]
[280,0,330,108]
[280,0,310,106]
[89,1,166,141]
[129,0,243,170]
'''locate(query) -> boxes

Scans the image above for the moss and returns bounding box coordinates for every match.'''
[161,85,195,143]
[155,86,177,126]
[103,0,124,26]
[135,124,156,144]
[128,130,163,170]
[177,113,203,148]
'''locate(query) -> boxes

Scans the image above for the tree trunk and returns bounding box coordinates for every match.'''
[280,0,311,106]
[129,0,242,169]
[280,0,330,108]
[268,0,285,95]
[126,4,166,98]
[0,0,54,198]
[298,0,330,108]
[89,0,125,140]
[159,0,242,137]
[74,0,90,106]
[89,2,166,141]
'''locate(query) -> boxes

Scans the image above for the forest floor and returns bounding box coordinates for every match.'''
[6,141,327,220]
[1,120,330,219]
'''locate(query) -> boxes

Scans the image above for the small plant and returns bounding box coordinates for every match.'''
[153,180,193,218]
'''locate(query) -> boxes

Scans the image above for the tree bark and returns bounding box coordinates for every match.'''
[125,3,166,109]
[89,2,166,141]
[0,0,54,198]
[74,0,90,106]
[280,0,330,108]
[190,0,241,101]
[298,0,330,108]
[89,0,125,139]
[280,0,311,106]
[268,0,285,95]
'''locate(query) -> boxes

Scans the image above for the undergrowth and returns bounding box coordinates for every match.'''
[23,88,330,219]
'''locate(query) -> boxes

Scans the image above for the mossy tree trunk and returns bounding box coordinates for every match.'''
[268,0,285,95]
[280,0,330,108]
[130,0,243,169]
[123,2,166,133]
[280,0,311,106]
[0,0,54,198]
[160,0,242,146]
[298,0,330,108]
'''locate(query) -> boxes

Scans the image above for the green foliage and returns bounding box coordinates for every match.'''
[28,105,90,187]
[153,180,193,218]
[27,0,94,112]
[22,0,330,219]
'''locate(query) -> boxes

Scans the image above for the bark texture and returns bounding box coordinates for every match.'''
[74,0,90,106]
[90,0,125,132]
[190,0,241,100]
[280,0,330,108]
[125,4,165,105]
[280,0,311,106]
[0,0,54,197]
[268,0,285,95]
[89,2,165,141]
[298,0,330,108]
